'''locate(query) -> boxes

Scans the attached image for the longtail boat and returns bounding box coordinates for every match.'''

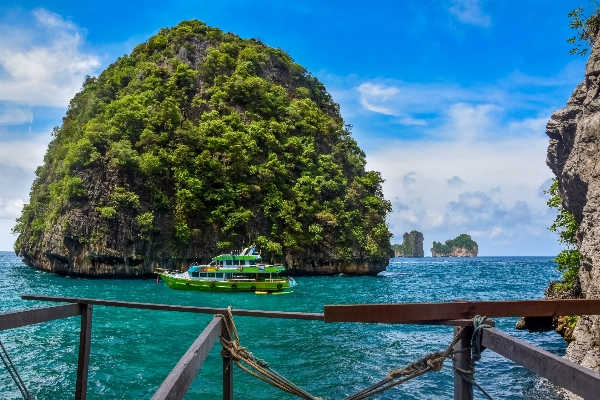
[157,249,297,292]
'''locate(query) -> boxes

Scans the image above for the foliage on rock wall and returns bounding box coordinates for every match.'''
[12,20,392,262]
[546,179,580,290]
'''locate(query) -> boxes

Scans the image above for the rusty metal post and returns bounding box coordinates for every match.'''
[75,303,93,400]
[453,325,473,400]
[222,314,233,400]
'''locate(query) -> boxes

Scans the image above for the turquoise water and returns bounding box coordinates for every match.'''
[0,252,567,399]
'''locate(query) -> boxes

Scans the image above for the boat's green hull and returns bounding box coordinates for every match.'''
[159,273,291,292]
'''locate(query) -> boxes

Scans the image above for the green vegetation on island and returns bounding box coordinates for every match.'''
[431,234,477,257]
[12,20,392,275]
[391,230,424,257]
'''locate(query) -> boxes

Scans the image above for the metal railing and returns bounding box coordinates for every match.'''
[0,295,599,399]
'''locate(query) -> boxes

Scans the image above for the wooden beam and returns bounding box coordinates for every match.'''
[75,304,93,400]
[324,299,600,323]
[400,319,495,327]
[453,326,473,400]
[222,314,233,400]
[151,317,223,400]
[482,328,600,399]
[22,295,324,321]
[0,304,81,331]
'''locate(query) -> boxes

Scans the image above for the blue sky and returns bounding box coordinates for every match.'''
[0,0,590,254]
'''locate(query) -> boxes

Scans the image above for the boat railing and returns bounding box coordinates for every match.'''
[2,295,600,400]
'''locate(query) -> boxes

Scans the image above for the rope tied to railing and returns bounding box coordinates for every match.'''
[0,338,36,400]
[217,307,495,400]
[343,327,469,400]
[217,307,323,400]
[453,315,494,400]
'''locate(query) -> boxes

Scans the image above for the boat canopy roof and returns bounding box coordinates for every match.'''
[212,253,262,261]
[186,264,285,273]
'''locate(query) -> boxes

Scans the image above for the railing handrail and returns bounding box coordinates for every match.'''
[21,294,324,321]
[5,295,600,400]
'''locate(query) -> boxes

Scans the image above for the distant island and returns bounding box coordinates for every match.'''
[391,230,424,257]
[431,234,478,257]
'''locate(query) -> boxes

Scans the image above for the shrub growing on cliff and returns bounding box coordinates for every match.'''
[546,179,580,290]
[568,1,600,56]
[13,19,392,267]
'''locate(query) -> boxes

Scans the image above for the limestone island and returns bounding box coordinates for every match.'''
[12,20,392,277]
[391,230,424,257]
[430,234,478,257]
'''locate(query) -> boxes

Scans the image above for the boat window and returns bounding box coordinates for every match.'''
[208,273,215,278]
[233,259,240,265]
[200,273,207,277]
[191,272,199,277]
[250,260,256,265]
[216,273,224,278]
[226,260,233,266]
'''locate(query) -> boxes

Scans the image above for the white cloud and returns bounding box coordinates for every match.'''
[366,130,555,255]
[0,132,50,249]
[0,9,99,107]
[447,176,465,188]
[448,0,491,27]
[315,66,581,255]
[403,171,417,186]
[399,117,427,126]
[0,105,33,125]
[0,135,48,170]
[347,67,580,135]
[0,198,25,220]
[441,103,500,141]
[358,83,399,115]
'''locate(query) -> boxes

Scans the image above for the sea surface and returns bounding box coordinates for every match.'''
[0,252,568,399]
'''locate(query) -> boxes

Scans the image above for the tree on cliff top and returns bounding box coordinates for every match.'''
[12,20,392,269]
[568,1,600,56]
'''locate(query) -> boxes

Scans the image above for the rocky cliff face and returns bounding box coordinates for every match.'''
[430,246,477,257]
[546,40,600,377]
[13,20,392,277]
[393,230,424,257]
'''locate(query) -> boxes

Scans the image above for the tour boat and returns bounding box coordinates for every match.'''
[156,248,297,292]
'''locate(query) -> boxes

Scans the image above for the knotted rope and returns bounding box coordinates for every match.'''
[217,309,495,400]
[0,338,36,400]
[453,315,494,400]
[217,307,322,400]
[343,326,469,400]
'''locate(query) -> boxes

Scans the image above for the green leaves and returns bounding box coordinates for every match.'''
[553,249,581,290]
[546,180,579,245]
[546,179,581,290]
[14,19,392,264]
[567,3,600,56]
[136,212,155,239]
